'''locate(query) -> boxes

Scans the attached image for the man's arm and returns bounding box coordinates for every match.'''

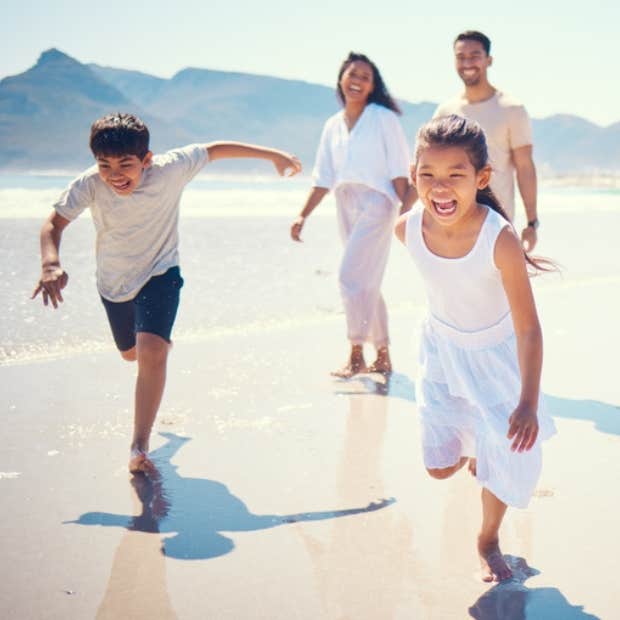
[512,144,538,252]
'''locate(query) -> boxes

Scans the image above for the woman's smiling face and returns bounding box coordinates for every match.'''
[339,60,374,105]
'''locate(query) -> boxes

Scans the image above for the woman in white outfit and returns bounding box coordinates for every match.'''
[291,52,415,377]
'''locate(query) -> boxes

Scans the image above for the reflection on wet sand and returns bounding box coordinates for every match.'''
[95,467,176,619]
[67,432,394,559]
[332,372,416,401]
[468,557,600,620]
[297,375,426,618]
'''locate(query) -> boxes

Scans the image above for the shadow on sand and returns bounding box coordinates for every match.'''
[65,432,395,560]
[545,395,620,436]
[469,556,600,620]
[334,372,619,440]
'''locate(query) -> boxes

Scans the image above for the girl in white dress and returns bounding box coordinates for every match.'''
[291,52,415,377]
[394,115,556,582]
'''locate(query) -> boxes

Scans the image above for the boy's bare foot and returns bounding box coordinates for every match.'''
[129,448,154,474]
[331,346,366,378]
[478,537,513,582]
[468,458,477,476]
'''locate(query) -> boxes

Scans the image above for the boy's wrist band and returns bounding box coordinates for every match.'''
[527,218,539,230]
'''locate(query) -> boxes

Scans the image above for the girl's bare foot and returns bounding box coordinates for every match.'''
[478,536,513,582]
[331,346,367,378]
[366,347,392,375]
[129,448,154,474]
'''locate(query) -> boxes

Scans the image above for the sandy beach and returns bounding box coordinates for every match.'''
[1,184,619,619]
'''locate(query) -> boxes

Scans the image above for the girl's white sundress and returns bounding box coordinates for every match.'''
[405,204,556,508]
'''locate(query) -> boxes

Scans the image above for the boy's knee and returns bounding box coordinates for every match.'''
[136,332,170,366]
[120,347,137,362]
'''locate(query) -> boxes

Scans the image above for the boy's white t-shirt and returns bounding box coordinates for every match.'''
[54,144,208,302]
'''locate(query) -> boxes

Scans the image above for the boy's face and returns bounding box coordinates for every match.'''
[96,152,153,196]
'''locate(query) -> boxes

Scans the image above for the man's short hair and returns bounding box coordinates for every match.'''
[454,31,491,55]
[90,112,150,159]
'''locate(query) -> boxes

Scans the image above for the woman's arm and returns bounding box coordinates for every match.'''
[392,177,418,215]
[394,212,408,245]
[291,186,330,241]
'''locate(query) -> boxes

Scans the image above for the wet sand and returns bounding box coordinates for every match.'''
[2,191,620,618]
[1,272,619,620]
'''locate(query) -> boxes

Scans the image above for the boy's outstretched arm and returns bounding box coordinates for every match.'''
[205,142,301,176]
[32,211,71,309]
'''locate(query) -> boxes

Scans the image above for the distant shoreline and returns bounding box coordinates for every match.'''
[540,175,620,189]
[1,171,620,191]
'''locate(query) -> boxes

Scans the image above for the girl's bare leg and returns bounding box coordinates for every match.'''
[478,488,513,582]
[426,457,468,480]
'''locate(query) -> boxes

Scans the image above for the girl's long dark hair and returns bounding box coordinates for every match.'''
[415,115,555,273]
[336,52,401,114]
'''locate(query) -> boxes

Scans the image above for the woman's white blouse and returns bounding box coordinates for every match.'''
[311,103,411,205]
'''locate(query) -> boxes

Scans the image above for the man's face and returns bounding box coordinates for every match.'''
[454,39,492,87]
[96,152,152,196]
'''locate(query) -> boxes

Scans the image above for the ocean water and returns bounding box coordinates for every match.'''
[1,173,619,366]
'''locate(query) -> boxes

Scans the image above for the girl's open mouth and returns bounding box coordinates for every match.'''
[432,199,457,216]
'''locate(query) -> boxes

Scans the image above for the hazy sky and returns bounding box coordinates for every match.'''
[3,0,618,126]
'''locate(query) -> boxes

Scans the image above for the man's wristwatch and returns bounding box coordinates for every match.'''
[527,218,539,230]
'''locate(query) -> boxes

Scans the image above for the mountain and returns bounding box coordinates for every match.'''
[0,49,189,170]
[532,115,620,174]
[0,48,618,175]
[90,62,437,169]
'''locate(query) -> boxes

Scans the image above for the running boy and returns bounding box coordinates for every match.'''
[32,112,301,473]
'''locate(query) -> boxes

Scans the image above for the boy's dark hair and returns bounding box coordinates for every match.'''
[454,30,491,55]
[336,52,401,115]
[89,113,150,159]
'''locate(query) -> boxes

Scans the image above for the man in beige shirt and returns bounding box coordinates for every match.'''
[434,30,539,251]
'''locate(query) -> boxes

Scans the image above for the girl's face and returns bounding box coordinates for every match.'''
[413,145,491,226]
[339,61,374,105]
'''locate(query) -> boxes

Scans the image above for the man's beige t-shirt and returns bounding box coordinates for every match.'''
[434,91,532,220]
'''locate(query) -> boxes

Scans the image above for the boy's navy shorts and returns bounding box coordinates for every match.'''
[100,266,184,352]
